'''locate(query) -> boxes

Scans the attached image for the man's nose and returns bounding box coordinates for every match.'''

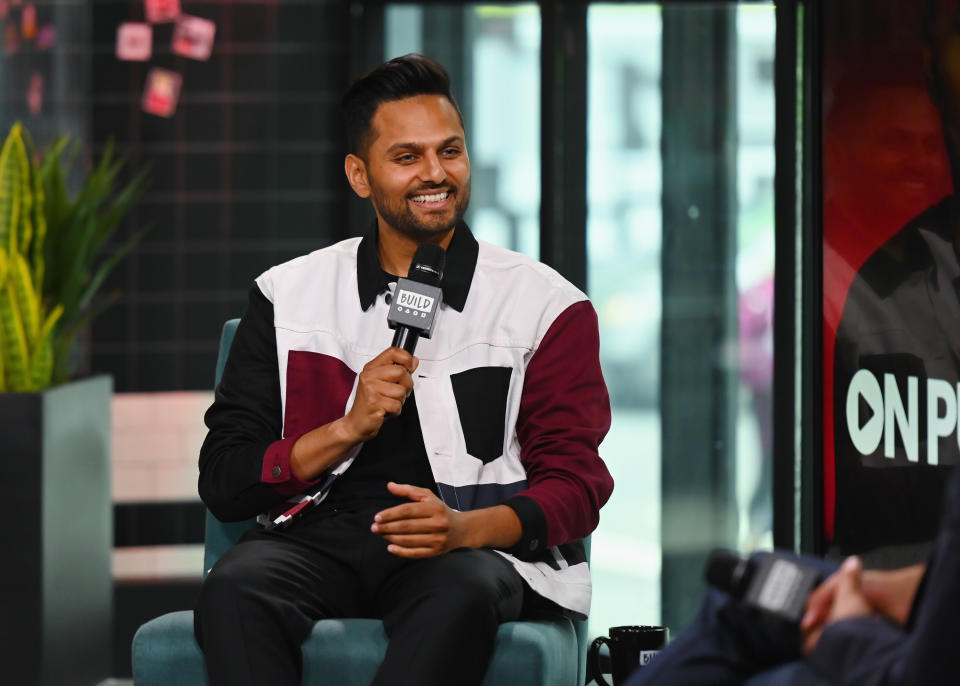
[420,151,447,184]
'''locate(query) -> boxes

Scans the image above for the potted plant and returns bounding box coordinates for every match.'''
[0,122,150,685]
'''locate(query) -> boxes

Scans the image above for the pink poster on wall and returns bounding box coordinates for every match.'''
[117,22,152,62]
[171,15,215,61]
[141,67,182,118]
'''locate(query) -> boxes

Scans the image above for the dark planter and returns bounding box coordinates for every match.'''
[0,376,113,686]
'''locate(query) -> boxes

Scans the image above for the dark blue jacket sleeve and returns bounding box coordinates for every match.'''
[808,465,960,686]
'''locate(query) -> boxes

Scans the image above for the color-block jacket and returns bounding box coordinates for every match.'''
[199,223,613,618]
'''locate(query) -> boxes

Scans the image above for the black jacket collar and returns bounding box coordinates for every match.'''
[356,221,478,313]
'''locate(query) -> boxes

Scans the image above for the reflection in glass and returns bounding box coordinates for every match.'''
[587,4,664,635]
[586,3,774,636]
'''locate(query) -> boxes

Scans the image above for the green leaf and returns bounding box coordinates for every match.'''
[29,304,62,390]
[10,251,39,345]
[0,126,151,388]
[0,124,24,256]
[16,132,33,255]
[74,223,151,318]
[0,278,30,391]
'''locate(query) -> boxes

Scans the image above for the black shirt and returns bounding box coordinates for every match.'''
[317,389,439,513]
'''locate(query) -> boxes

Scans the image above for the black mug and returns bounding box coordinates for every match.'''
[588,625,669,686]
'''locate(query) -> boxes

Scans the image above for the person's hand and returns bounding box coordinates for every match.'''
[861,563,925,628]
[800,564,845,639]
[342,348,418,442]
[371,482,468,558]
[802,556,872,655]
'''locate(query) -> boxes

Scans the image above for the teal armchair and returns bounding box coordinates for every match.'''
[132,319,591,685]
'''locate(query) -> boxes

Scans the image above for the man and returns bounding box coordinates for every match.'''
[193,54,613,686]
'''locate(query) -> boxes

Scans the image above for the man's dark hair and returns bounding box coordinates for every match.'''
[341,53,462,159]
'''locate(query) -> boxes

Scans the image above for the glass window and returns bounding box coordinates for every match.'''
[385,4,541,257]
[586,3,665,631]
[385,0,775,637]
[586,2,775,635]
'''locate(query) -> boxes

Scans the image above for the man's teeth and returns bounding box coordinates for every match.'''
[412,191,448,203]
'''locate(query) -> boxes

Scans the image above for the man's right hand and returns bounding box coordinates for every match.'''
[801,556,872,655]
[342,347,418,443]
[800,558,926,655]
[860,563,926,627]
[290,347,418,482]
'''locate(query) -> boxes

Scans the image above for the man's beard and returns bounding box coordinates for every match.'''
[370,181,471,241]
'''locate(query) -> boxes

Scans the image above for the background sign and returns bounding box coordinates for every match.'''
[822,0,960,564]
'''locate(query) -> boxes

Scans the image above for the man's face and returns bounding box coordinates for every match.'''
[826,85,949,231]
[349,94,471,242]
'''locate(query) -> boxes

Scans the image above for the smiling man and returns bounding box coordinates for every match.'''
[192,54,613,686]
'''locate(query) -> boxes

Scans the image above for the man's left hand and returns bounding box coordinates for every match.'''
[371,482,468,558]
[802,556,873,655]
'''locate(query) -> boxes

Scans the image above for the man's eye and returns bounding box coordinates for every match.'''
[396,154,416,163]
[442,148,461,156]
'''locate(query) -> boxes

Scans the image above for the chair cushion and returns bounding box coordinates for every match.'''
[132,611,206,686]
[133,612,578,686]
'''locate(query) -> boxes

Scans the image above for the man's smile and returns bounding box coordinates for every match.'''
[409,189,453,209]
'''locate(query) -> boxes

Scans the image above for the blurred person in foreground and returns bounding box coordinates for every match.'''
[628,1,960,683]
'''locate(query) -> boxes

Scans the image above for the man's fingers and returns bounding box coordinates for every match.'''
[833,559,863,599]
[373,496,440,525]
[380,533,443,548]
[386,481,432,500]
[802,626,823,656]
[367,347,418,373]
[372,515,444,535]
[361,366,414,392]
[841,555,862,576]
[802,581,834,630]
[385,543,438,559]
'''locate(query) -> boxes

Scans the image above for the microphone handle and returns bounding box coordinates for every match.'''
[392,326,420,354]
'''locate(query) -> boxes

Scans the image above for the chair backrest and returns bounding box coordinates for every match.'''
[202,319,591,679]
[203,319,256,575]
[577,536,590,682]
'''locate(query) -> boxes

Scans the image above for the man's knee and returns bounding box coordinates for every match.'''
[391,550,523,627]
[195,546,269,632]
[450,551,522,603]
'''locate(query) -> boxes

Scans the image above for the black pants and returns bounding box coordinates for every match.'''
[194,506,526,686]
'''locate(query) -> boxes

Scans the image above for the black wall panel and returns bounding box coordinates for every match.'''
[90,0,352,391]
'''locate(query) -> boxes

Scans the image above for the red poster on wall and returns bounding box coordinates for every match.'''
[823,1,960,563]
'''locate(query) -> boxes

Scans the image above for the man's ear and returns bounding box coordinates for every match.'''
[345,154,371,199]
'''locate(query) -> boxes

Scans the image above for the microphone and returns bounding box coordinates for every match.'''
[704,548,822,625]
[387,242,445,354]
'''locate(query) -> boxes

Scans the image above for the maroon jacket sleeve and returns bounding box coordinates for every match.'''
[198,285,319,521]
[503,300,614,555]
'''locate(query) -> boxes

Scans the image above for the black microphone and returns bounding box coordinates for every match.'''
[387,242,446,354]
[704,548,822,625]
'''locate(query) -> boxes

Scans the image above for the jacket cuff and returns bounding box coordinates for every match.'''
[260,435,321,495]
[501,495,548,560]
